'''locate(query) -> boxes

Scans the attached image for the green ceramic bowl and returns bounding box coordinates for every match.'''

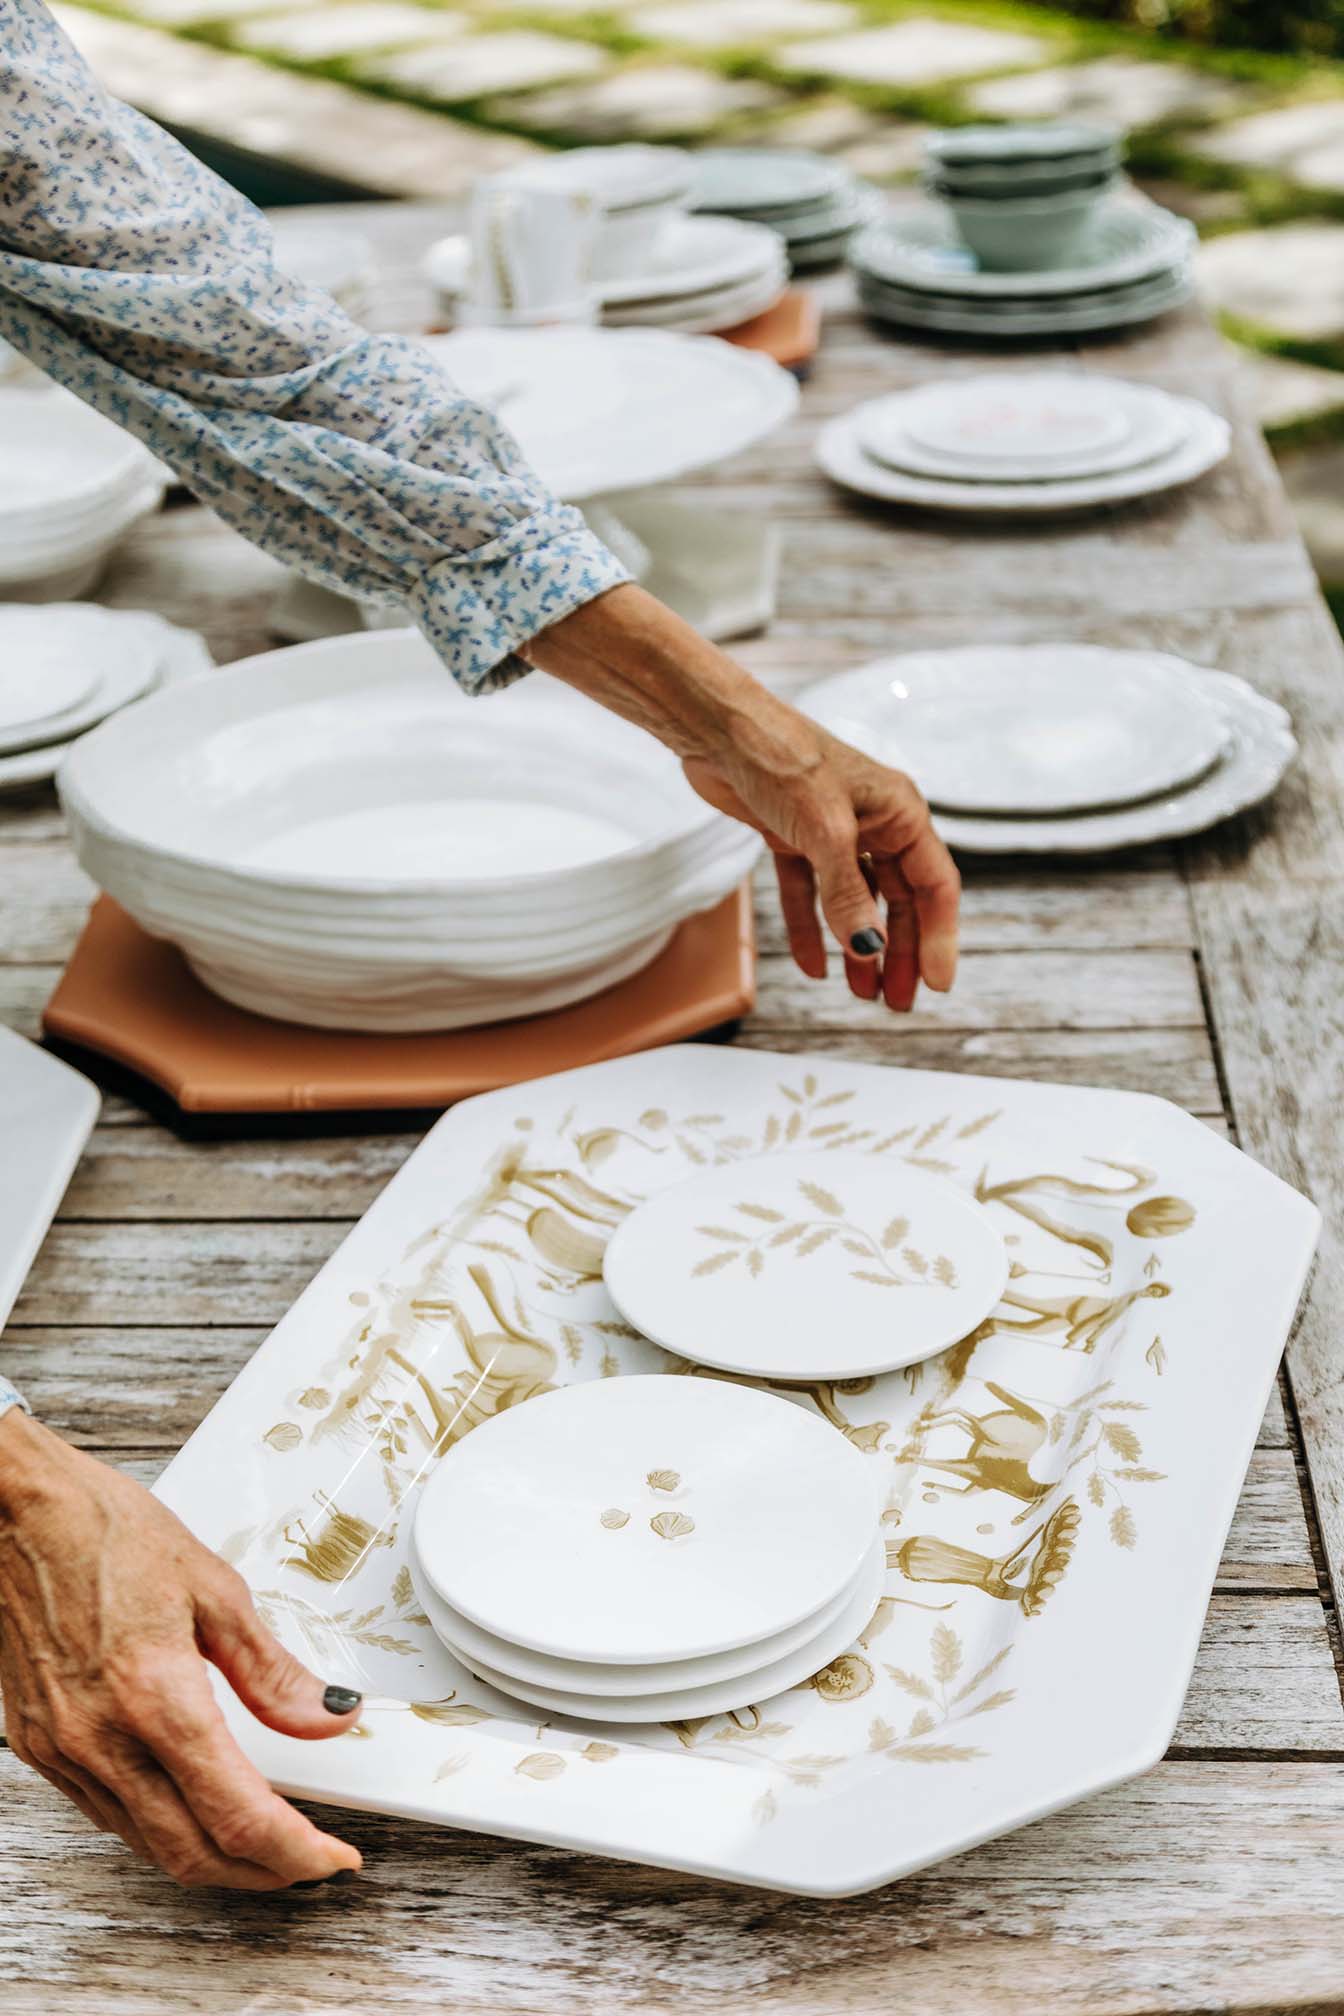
[945,179,1114,271]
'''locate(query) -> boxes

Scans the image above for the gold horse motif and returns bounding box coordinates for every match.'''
[889,1499,1079,1618]
[899,1382,1053,1507]
[964,1280,1171,1354]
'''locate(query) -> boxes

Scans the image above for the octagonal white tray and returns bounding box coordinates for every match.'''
[154,1045,1318,1896]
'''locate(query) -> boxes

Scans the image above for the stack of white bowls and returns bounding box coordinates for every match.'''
[58,630,762,1032]
[0,386,165,601]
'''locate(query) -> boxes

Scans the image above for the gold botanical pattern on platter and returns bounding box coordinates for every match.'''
[282,1493,394,1583]
[599,1507,630,1530]
[693,1180,960,1291]
[1127,1195,1197,1239]
[647,1469,681,1492]
[869,1625,1016,1764]
[515,1752,566,1781]
[809,1654,874,1702]
[888,1500,1079,1617]
[650,1511,695,1541]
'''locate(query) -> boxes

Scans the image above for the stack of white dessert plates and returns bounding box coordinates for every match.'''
[417,326,796,499]
[422,215,788,334]
[798,644,1297,854]
[690,147,885,272]
[58,628,763,1031]
[0,605,211,795]
[816,369,1230,513]
[410,1376,886,1724]
[0,386,165,601]
[850,189,1195,338]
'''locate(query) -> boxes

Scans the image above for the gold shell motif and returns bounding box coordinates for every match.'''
[650,1511,695,1541]
[646,1469,681,1493]
[599,1507,630,1530]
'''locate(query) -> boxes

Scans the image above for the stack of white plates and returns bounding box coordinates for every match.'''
[411,1376,884,1724]
[58,629,762,1031]
[817,369,1230,512]
[0,388,165,601]
[798,644,1297,854]
[691,147,884,272]
[0,605,211,794]
[423,213,788,334]
[850,191,1195,338]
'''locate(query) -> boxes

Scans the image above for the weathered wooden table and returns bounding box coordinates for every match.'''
[3,202,1343,2014]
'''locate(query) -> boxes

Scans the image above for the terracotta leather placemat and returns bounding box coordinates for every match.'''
[721,287,821,373]
[43,889,755,1116]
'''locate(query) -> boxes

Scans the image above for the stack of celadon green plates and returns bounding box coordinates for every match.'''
[851,169,1195,338]
[691,147,885,272]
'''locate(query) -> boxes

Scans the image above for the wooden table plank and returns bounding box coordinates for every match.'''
[4,1752,1344,2016]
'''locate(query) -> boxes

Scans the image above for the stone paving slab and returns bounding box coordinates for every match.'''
[354,29,609,102]
[1277,440,1344,582]
[1192,99,1344,194]
[235,4,471,61]
[1237,350,1344,431]
[774,18,1050,89]
[486,63,783,138]
[1198,222,1344,342]
[50,2,537,195]
[627,0,858,49]
[968,55,1251,128]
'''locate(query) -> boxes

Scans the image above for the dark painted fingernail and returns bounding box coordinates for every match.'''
[323,1685,363,1715]
[850,928,885,957]
[294,1870,357,1889]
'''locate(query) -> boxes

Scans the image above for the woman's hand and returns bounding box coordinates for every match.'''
[525,584,960,1009]
[0,1410,364,1889]
[683,718,958,1011]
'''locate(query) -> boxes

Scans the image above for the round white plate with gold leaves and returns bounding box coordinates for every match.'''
[408,1523,881,1698]
[413,1374,879,1664]
[603,1150,1008,1379]
[437,1539,886,1725]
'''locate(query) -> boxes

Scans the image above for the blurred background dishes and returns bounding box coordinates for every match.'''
[501,144,694,282]
[268,217,377,319]
[0,606,212,794]
[817,370,1229,512]
[689,147,884,273]
[851,169,1194,336]
[58,630,762,1031]
[0,386,166,601]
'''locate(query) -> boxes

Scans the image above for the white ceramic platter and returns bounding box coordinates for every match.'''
[929,671,1296,854]
[413,1374,880,1663]
[0,1028,99,1332]
[419,327,797,500]
[604,263,786,334]
[851,196,1194,298]
[0,616,211,793]
[794,646,1230,817]
[603,1150,1008,1379]
[817,394,1227,514]
[858,377,1189,485]
[409,1528,877,1697]
[438,1543,888,1725]
[152,1044,1318,1895]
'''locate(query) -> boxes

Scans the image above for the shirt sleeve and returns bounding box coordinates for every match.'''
[0,0,630,693]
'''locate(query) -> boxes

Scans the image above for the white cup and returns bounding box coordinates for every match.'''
[460,172,600,328]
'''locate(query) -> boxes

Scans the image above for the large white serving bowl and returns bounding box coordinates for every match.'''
[59,630,761,1030]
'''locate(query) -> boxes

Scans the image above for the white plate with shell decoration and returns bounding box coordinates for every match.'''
[412,1374,880,1665]
[153,1044,1318,1897]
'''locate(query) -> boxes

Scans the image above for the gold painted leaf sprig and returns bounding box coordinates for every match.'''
[693,1182,960,1292]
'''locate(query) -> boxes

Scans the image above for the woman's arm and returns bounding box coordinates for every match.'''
[0,0,629,692]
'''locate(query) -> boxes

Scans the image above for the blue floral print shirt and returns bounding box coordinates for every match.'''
[0,0,629,692]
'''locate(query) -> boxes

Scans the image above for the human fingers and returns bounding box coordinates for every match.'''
[773,851,826,980]
[806,802,887,970]
[99,1735,296,1891]
[893,821,960,992]
[195,1565,364,1743]
[869,854,920,1013]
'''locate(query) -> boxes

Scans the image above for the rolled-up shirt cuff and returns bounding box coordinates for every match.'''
[403,507,632,695]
